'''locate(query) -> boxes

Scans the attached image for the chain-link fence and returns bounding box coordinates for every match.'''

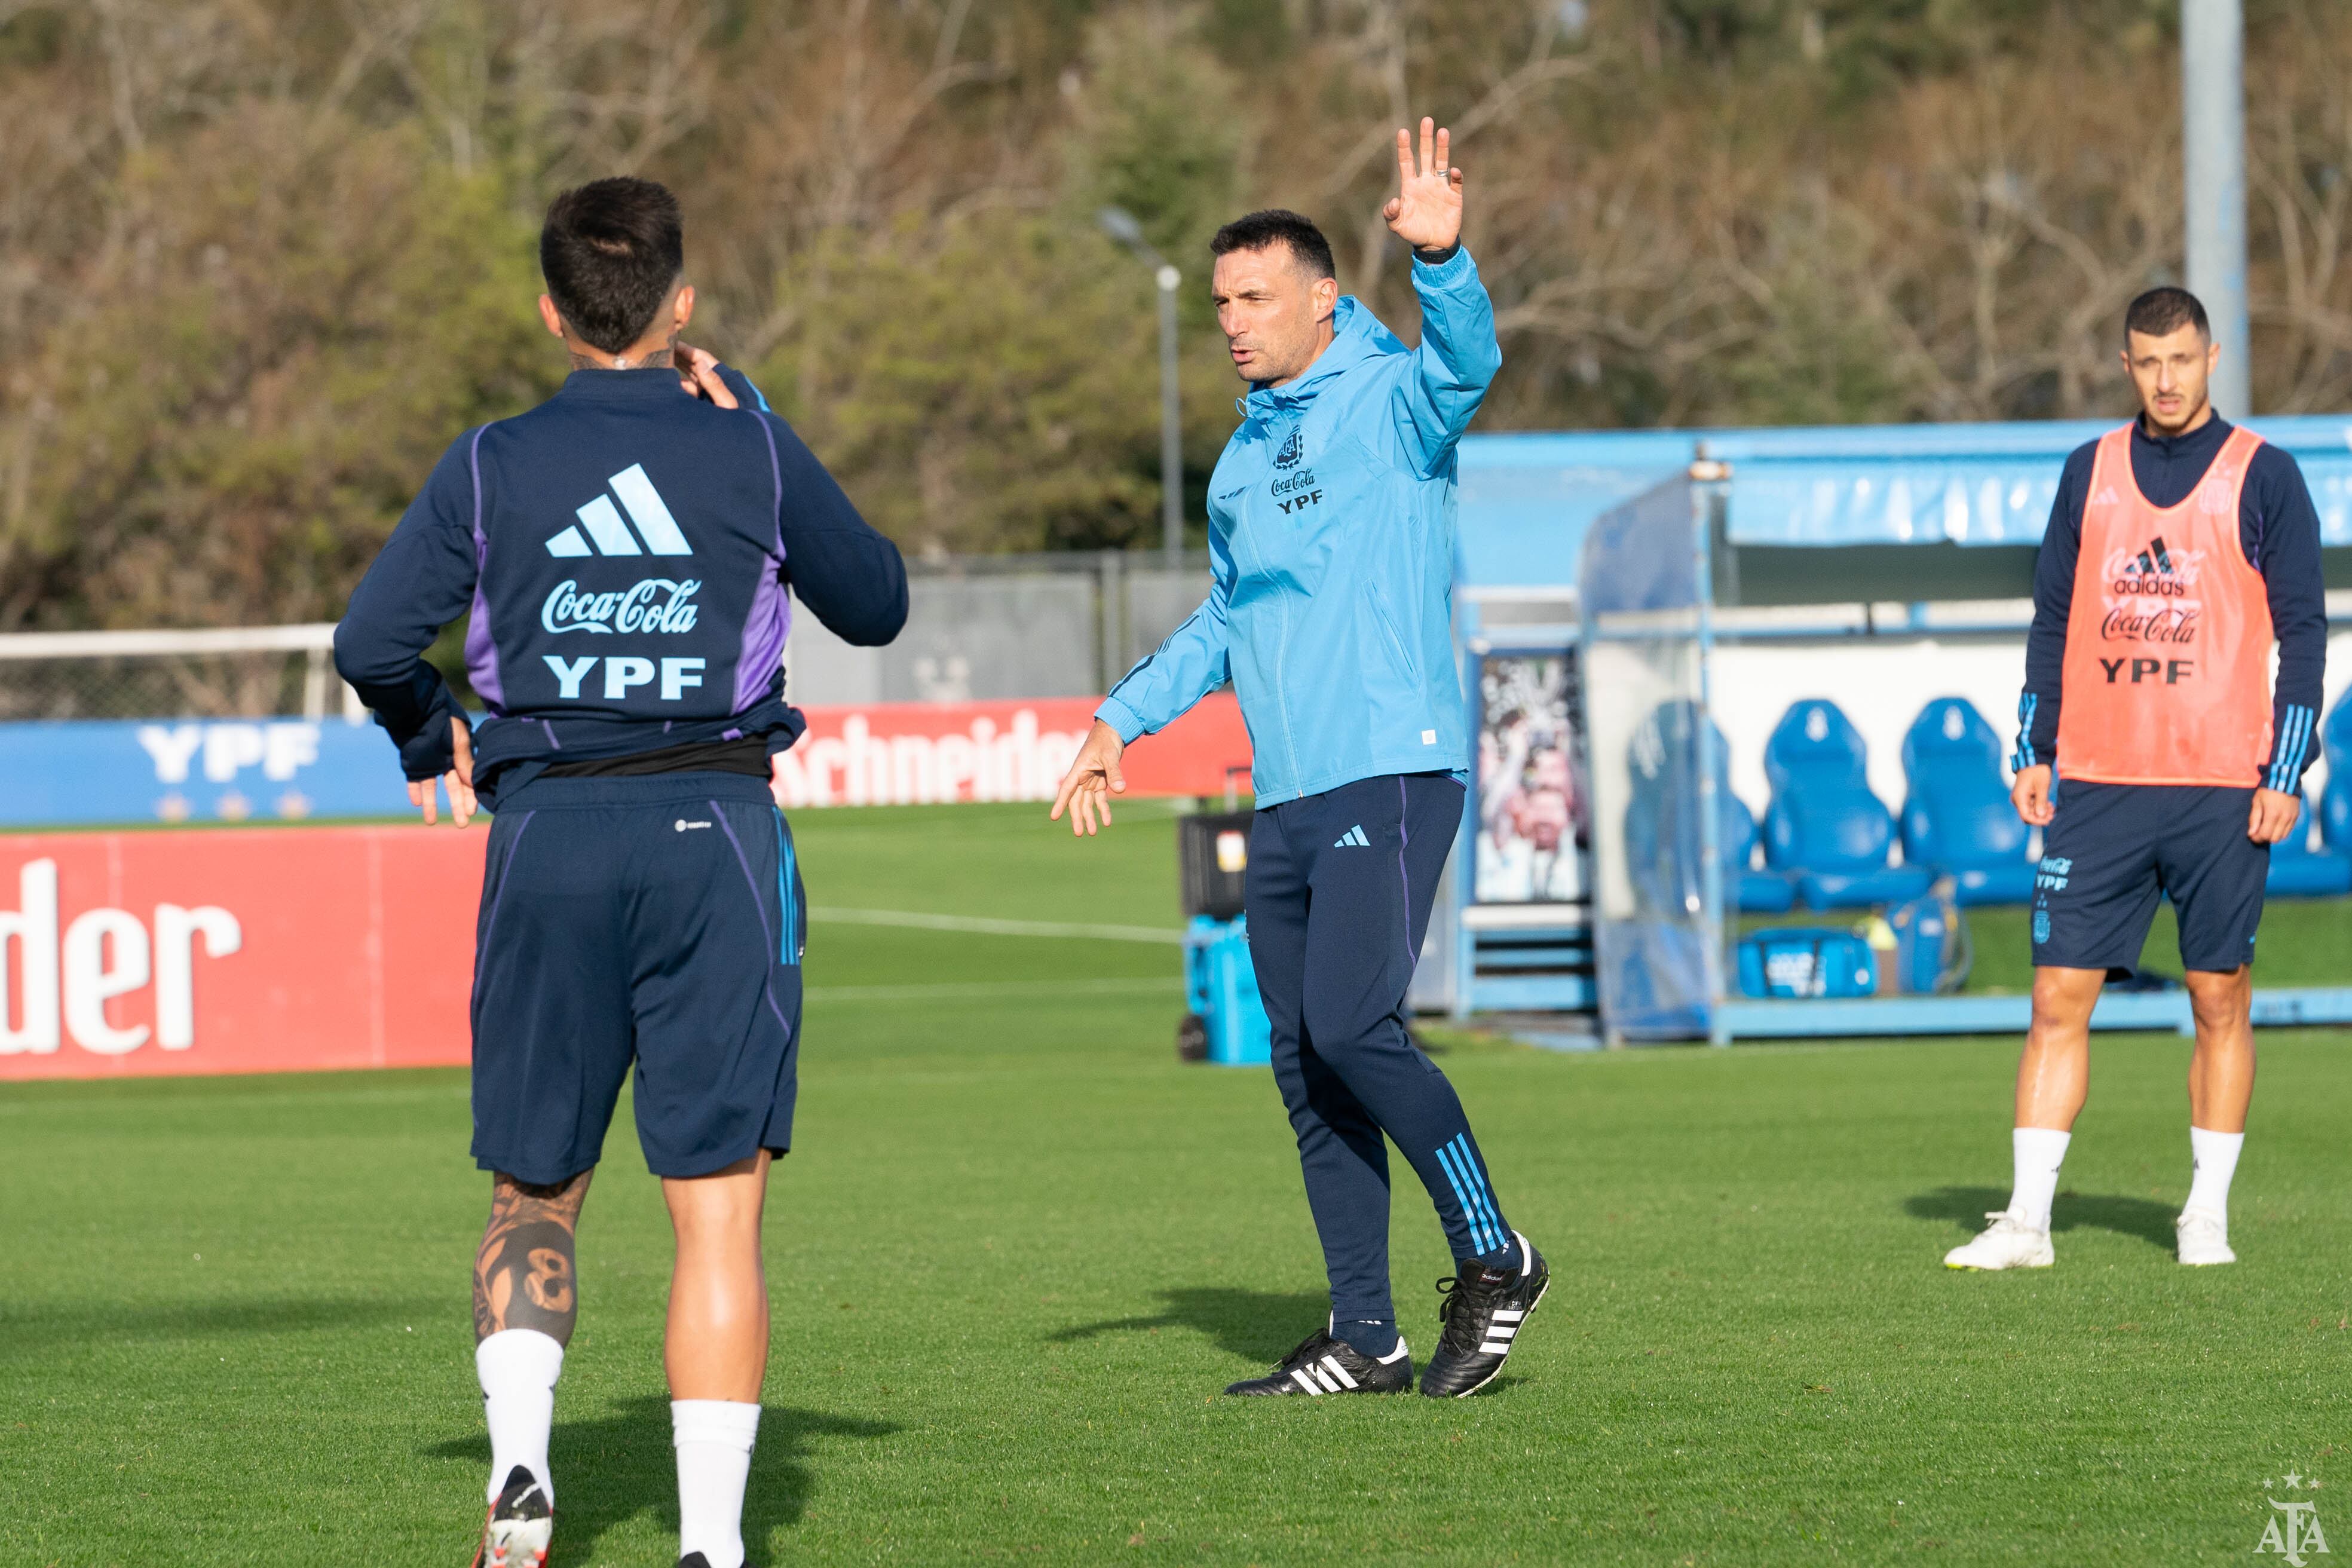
[0,627,354,722]
[785,550,1213,705]
[0,552,1221,721]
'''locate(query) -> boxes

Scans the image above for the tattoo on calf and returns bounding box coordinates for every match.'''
[473,1171,591,1345]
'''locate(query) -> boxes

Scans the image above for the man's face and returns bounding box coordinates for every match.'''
[1211,246,1339,388]
[2121,324,2219,436]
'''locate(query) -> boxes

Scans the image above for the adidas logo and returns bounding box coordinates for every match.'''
[1333,825,1370,849]
[2107,534,2197,597]
[2091,485,2120,507]
[2122,535,2176,577]
[546,464,693,558]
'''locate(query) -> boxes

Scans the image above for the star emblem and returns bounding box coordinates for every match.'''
[2286,1470,2304,1489]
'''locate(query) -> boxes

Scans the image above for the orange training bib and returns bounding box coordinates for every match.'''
[2053,423,2273,786]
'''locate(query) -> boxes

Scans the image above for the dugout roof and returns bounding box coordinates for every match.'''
[1457,414,2352,598]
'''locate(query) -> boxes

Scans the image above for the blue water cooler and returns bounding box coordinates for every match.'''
[1175,811,1272,1065]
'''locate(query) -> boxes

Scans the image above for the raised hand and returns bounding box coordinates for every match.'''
[1383,116,1464,254]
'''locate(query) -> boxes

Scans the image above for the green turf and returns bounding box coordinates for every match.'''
[5,801,2351,1565]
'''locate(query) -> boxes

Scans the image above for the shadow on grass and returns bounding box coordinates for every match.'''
[1906,1185,2176,1252]
[425,1396,897,1567]
[0,1293,441,1357]
[1046,1287,1328,1362]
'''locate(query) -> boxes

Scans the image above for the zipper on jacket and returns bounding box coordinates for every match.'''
[1232,422,1307,798]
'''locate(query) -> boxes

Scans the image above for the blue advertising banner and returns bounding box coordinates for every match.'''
[0,719,419,827]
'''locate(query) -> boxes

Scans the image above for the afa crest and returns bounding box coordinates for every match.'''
[1273,427,1304,469]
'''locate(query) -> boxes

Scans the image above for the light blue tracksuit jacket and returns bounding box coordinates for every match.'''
[1097,247,1501,804]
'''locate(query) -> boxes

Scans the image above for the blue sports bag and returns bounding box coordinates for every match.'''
[1735,928,1877,999]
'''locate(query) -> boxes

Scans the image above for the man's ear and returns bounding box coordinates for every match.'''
[1313,275,1339,321]
[538,295,567,341]
[671,284,696,336]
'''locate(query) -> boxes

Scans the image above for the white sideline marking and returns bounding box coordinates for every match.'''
[808,907,1183,944]
[804,978,1182,1004]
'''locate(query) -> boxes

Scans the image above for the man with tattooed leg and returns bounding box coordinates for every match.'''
[335,177,905,1567]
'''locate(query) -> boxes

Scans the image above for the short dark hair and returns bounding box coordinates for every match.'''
[2124,286,2209,346]
[1210,209,1336,281]
[540,177,685,354]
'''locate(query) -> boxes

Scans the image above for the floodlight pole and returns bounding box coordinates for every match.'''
[1155,264,1183,565]
[2182,0,2252,419]
[1098,207,1185,565]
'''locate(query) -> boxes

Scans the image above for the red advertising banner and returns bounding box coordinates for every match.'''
[773,691,1252,808]
[0,694,1251,1081]
[0,826,483,1082]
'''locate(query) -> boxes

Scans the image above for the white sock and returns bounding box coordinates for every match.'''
[673,1399,761,1568]
[2008,1127,2071,1232]
[2186,1126,2245,1221]
[476,1328,564,1506]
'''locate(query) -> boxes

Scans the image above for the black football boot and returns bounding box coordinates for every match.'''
[1223,1326,1413,1396]
[1419,1231,1548,1398]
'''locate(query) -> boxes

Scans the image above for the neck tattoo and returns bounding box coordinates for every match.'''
[572,339,674,372]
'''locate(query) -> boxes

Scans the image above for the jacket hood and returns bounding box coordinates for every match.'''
[1241,296,1403,417]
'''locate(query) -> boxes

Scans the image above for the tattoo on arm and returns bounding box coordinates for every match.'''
[473,1171,592,1346]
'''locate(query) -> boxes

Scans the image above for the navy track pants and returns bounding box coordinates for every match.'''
[1245,772,1513,1322]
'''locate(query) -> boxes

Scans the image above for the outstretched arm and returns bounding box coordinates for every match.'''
[1382,118,1501,476]
[1055,522,1236,836]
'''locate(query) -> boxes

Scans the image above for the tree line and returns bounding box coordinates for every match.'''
[1,0,2347,632]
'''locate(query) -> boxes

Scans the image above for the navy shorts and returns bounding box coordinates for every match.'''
[469,772,804,1184]
[2032,780,2268,976]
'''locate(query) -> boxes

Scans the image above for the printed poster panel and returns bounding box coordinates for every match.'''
[1475,653,1587,904]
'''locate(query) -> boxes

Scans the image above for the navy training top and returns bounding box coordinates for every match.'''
[334,365,906,797]
[2018,415,2327,790]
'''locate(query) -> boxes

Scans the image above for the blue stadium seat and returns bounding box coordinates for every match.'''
[1763,699,1932,909]
[2267,791,2352,898]
[1721,784,1797,913]
[1899,697,2035,905]
[1622,701,1794,915]
[2323,696,2352,857]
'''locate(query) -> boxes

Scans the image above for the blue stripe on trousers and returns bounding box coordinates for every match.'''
[1448,1135,1508,1252]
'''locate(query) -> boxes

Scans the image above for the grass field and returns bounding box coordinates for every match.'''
[5,801,2351,1566]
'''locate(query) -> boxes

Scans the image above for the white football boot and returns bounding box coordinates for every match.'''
[2175,1208,2236,1266]
[1943,1210,2054,1270]
[471,1466,552,1568]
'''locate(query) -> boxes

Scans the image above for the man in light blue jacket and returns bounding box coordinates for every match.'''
[1052,120,1546,1401]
